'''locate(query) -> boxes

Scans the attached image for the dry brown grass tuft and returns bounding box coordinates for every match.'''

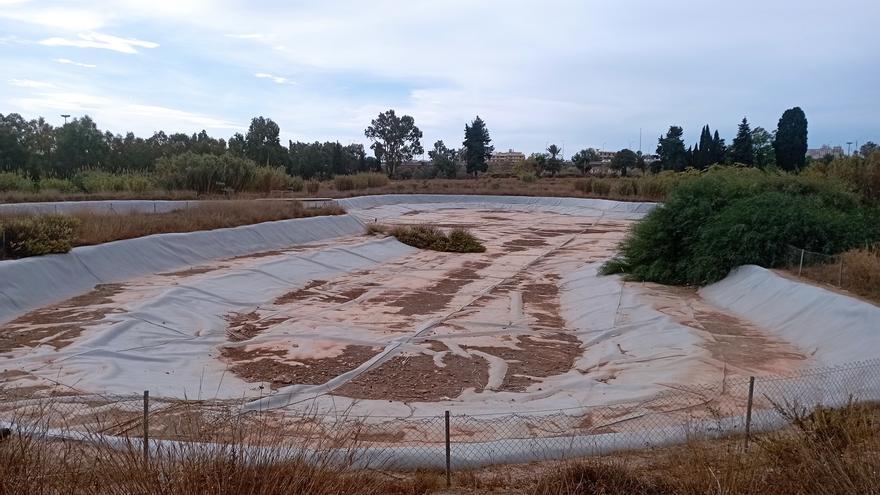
[799,247,880,304]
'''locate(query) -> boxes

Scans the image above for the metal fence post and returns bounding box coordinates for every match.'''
[143,390,150,468]
[744,377,755,451]
[445,410,451,487]
[798,248,805,276]
[838,257,844,287]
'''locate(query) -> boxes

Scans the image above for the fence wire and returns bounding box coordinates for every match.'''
[2,360,879,471]
[782,243,880,294]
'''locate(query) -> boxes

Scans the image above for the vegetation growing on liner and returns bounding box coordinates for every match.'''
[601,167,880,285]
[368,223,486,253]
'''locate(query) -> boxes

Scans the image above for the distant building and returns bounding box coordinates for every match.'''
[806,145,844,159]
[597,150,616,163]
[488,149,526,165]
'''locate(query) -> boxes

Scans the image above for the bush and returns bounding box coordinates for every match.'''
[0,215,79,258]
[612,179,638,197]
[71,171,155,194]
[252,166,290,193]
[804,151,880,203]
[602,168,880,285]
[306,180,320,194]
[591,179,611,195]
[37,177,77,193]
[334,175,355,191]
[155,152,258,194]
[388,224,486,253]
[519,172,537,183]
[573,178,592,194]
[0,172,34,192]
[288,176,304,192]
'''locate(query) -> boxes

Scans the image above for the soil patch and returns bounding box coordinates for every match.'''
[224,311,290,342]
[0,283,125,352]
[220,344,380,389]
[274,280,328,304]
[390,260,490,316]
[160,266,222,277]
[694,310,806,371]
[336,351,490,401]
[465,333,582,392]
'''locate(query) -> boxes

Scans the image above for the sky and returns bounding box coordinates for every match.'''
[1,0,878,157]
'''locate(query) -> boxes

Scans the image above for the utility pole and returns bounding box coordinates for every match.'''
[847,142,853,156]
[60,114,70,125]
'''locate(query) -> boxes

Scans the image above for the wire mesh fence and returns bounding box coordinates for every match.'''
[781,243,880,298]
[2,359,879,476]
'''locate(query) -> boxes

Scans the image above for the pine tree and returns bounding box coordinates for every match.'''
[695,125,713,169]
[656,126,687,172]
[730,117,755,165]
[462,116,494,177]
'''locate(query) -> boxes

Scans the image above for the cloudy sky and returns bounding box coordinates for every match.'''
[2,0,878,155]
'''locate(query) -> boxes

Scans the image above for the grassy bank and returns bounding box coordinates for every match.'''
[0,201,344,260]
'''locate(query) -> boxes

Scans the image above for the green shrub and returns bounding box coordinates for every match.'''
[0,215,79,259]
[0,172,35,192]
[37,177,77,193]
[71,171,154,193]
[447,228,486,253]
[306,180,320,194]
[389,224,486,253]
[155,152,257,194]
[252,166,291,193]
[602,168,880,285]
[288,176,304,192]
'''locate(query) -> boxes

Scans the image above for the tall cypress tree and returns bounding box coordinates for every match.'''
[462,116,493,177]
[711,130,726,165]
[730,117,754,165]
[774,107,808,171]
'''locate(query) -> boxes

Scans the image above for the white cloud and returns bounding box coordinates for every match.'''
[9,90,240,133]
[39,32,158,54]
[254,72,290,85]
[226,33,268,40]
[54,58,97,68]
[8,79,56,89]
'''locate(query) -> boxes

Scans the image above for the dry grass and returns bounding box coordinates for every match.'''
[72,200,345,247]
[0,200,344,259]
[799,247,880,304]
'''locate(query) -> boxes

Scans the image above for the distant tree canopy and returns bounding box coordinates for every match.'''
[751,126,776,169]
[544,144,562,177]
[656,126,687,172]
[610,149,638,177]
[462,116,493,177]
[428,140,457,178]
[364,109,423,178]
[774,107,808,171]
[572,148,599,175]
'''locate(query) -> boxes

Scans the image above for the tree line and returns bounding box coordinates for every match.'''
[0,110,495,181]
[653,107,808,173]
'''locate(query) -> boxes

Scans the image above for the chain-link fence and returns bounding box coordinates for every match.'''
[2,360,879,478]
[782,244,880,297]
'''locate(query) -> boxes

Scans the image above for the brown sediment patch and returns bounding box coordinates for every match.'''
[321,287,369,304]
[335,352,490,401]
[274,280,328,304]
[401,210,423,216]
[522,273,565,328]
[220,344,379,389]
[502,238,548,252]
[224,311,290,342]
[465,332,582,392]
[0,283,125,352]
[694,310,806,371]
[529,228,588,238]
[389,260,490,316]
[160,266,222,277]
[229,249,287,260]
[482,215,510,221]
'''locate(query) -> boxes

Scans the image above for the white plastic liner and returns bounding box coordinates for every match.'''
[338,194,656,221]
[700,265,880,366]
[0,214,366,324]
